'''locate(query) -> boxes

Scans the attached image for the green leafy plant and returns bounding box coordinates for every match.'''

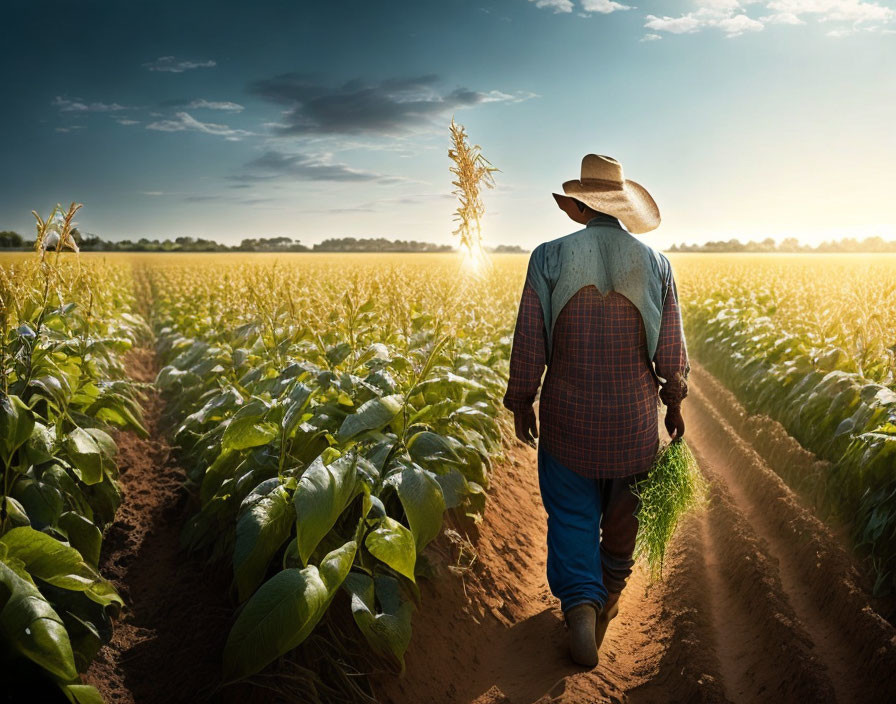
[0,207,149,701]
[634,439,706,581]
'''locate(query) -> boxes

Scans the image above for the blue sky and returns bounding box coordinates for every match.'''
[2,0,894,248]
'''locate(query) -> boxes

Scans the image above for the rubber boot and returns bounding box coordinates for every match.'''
[565,603,599,668]
[595,592,620,652]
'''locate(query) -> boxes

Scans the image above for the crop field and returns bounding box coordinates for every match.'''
[2,250,895,703]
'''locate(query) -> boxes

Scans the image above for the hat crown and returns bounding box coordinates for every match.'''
[581,154,623,183]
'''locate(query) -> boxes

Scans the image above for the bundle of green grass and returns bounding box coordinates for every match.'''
[634,439,706,581]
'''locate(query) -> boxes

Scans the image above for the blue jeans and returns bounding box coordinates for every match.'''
[537,445,647,614]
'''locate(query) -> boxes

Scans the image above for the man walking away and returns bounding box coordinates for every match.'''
[503,154,689,668]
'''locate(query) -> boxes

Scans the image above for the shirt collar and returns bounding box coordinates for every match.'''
[585,212,622,228]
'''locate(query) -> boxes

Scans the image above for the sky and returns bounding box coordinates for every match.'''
[2,0,895,250]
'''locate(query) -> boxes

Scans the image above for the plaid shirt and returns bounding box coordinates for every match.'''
[503,253,689,479]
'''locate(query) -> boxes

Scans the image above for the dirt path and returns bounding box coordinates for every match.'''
[83,349,233,704]
[378,364,896,704]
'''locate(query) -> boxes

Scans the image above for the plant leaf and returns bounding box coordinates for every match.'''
[233,485,296,602]
[293,455,359,566]
[392,464,445,552]
[365,517,416,582]
[0,394,35,465]
[223,540,356,681]
[0,557,78,681]
[60,684,105,704]
[337,394,404,442]
[343,572,413,672]
[0,527,122,607]
[222,415,279,452]
[58,512,102,567]
[63,428,103,486]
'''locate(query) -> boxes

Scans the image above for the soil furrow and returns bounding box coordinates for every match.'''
[626,512,730,704]
[84,348,233,704]
[698,475,834,702]
[697,504,766,703]
[686,372,896,703]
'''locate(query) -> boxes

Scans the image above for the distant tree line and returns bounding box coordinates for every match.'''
[489,244,528,253]
[0,231,25,248]
[669,236,896,253]
[0,230,459,253]
[312,237,452,252]
[9,228,892,255]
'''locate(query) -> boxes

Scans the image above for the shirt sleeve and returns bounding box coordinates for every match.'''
[503,279,547,414]
[653,270,690,409]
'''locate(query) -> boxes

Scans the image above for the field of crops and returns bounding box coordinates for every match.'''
[143,254,520,683]
[2,248,895,702]
[674,254,896,593]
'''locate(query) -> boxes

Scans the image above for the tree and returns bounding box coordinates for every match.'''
[0,231,23,248]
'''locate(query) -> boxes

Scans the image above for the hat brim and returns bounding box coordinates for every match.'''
[561,178,660,234]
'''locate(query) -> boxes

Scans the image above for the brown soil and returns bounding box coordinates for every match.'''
[83,348,233,704]
[376,366,896,704]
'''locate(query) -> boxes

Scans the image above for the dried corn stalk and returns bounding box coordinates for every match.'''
[33,202,82,260]
[448,118,497,270]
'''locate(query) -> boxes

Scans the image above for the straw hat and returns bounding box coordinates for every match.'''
[558,154,660,234]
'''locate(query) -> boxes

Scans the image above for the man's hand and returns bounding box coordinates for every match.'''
[664,406,685,440]
[514,407,538,447]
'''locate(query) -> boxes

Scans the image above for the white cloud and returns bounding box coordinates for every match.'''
[645,2,767,36]
[531,0,574,12]
[145,112,255,140]
[762,11,806,23]
[528,0,895,36]
[143,56,217,73]
[698,0,746,13]
[717,13,766,34]
[186,99,245,112]
[644,14,704,33]
[581,0,631,13]
[640,32,663,40]
[644,10,765,35]
[643,1,893,38]
[54,125,85,133]
[479,89,540,103]
[115,118,140,125]
[766,0,894,24]
[530,0,632,12]
[52,96,128,112]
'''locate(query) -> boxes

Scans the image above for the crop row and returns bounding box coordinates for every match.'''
[0,252,149,702]
[674,254,896,594]
[141,256,521,687]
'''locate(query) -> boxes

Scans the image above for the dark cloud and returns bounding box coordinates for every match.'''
[247,73,524,136]
[143,56,216,73]
[52,96,129,112]
[232,150,401,183]
[158,98,244,111]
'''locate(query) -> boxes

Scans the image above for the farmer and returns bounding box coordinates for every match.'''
[503,154,689,668]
